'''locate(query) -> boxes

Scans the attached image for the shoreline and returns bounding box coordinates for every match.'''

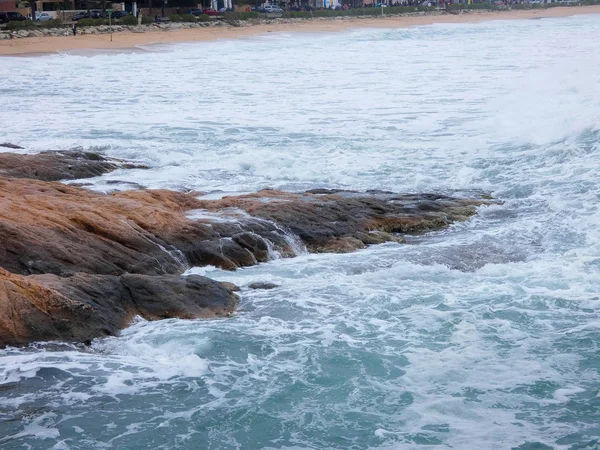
[1,5,599,55]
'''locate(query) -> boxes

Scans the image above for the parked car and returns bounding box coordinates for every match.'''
[36,12,52,21]
[0,11,27,23]
[188,8,203,15]
[90,10,103,18]
[264,5,284,13]
[203,8,218,15]
[109,10,128,19]
[71,12,88,21]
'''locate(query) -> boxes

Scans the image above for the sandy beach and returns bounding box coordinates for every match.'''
[0,5,599,55]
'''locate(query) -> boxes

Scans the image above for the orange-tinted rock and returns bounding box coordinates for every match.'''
[0,178,204,276]
[0,179,489,276]
[0,267,237,348]
[0,151,493,347]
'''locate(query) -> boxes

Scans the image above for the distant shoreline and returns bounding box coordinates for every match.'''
[1,5,599,56]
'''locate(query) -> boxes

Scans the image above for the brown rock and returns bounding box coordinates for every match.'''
[195,190,488,253]
[220,281,240,292]
[0,267,237,348]
[0,178,224,276]
[0,179,490,277]
[0,151,493,348]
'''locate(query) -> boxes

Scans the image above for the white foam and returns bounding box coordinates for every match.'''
[553,386,585,403]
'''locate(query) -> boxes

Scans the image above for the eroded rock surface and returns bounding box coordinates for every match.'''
[0,179,300,276]
[0,268,237,348]
[0,151,491,347]
[0,150,147,181]
[195,189,486,253]
[0,179,488,277]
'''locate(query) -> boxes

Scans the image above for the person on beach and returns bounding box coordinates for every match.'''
[72,23,77,36]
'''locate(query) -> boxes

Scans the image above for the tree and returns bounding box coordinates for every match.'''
[28,0,37,21]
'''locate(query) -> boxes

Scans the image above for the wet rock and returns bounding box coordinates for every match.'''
[0,268,237,348]
[305,188,345,195]
[220,281,240,292]
[0,143,22,149]
[186,238,257,271]
[247,282,280,290]
[104,179,145,189]
[0,151,492,347]
[0,177,489,277]
[232,232,270,262]
[0,179,207,276]
[0,150,147,181]
[119,272,237,319]
[196,189,488,253]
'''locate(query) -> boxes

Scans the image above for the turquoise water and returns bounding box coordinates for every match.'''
[1,14,600,450]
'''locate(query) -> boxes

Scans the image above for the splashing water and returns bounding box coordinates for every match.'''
[1,14,600,450]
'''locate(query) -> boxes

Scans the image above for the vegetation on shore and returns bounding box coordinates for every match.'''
[5,19,64,29]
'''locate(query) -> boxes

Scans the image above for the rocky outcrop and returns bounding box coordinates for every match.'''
[247,282,280,290]
[0,149,491,347]
[0,143,23,149]
[0,178,487,277]
[0,268,237,348]
[0,150,147,181]
[0,178,285,276]
[194,189,486,253]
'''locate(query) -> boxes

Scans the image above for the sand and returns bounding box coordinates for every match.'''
[1,5,599,55]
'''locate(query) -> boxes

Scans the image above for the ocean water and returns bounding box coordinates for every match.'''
[1,13,600,450]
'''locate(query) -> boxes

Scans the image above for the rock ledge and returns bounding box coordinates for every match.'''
[0,150,491,347]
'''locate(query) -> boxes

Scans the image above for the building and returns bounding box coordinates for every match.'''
[33,0,124,14]
[210,0,231,9]
[0,0,17,12]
